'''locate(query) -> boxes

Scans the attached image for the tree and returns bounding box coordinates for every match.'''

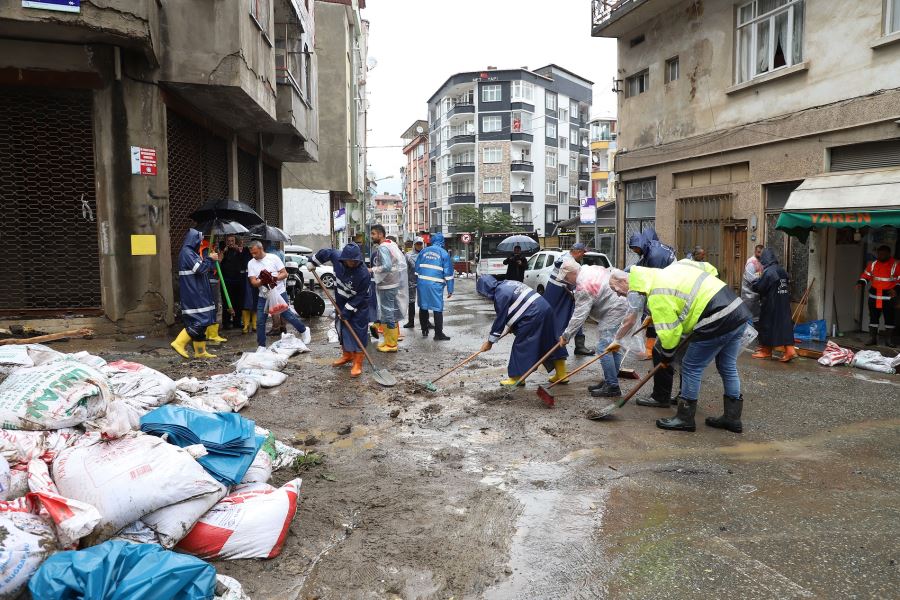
[455,206,516,235]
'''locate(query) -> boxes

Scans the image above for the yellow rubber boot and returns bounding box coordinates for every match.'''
[332,350,354,367]
[241,310,252,334]
[377,326,398,352]
[548,359,569,384]
[170,329,191,359]
[193,341,217,359]
[206,324,227,344]
[350,352,364,377]
[500,377,524,387]
[251,312,257,331]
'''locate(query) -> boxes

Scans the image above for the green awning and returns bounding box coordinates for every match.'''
[776,210,900,242]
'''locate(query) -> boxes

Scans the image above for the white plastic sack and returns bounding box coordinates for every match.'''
[0,429,79,467]
[22,460,102,547]
[66,351,107,369]
[0,344,64,375]
[270,332,310,356]
[240,448,272,484]
[52,432,224,542]
[818,340,855,367]
[173,391,231,414]
[0,456,9,501]
[235,350,289,373]
[102,360,176,413]
[851,350,897,374]
[0,360,111,430]
[215,575,251,600]
[271,439,305,471]
[141,480,228,548]
[82,399,142,439]
[175,377,202,394]
[177,479,302,560]
[111,520,159,545]
[0,512,58,598]
[7,469,28,500]
[237,368,287,388]
[206,373,260,399]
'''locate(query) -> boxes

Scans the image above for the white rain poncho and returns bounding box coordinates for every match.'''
[563,266,644,353]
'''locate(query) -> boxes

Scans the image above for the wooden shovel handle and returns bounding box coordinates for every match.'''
[618,362,667,405]
[0,328,93,346]
[546,345,618,390]
[432,332,509,384]
[311,268,378,369]
[514,339,565,386]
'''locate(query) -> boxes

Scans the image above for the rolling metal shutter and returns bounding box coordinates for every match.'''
[830,138,900,172]
[0,87,101,314]
[237,149,258,209]
[263,163,281,227]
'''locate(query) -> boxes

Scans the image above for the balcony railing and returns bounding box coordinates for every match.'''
[448,193,476,205]
[510,191,534,203]
[510,132,533,143]
[447,104,475,118]
[579,171,590,181]
[449,134,476,147]
[510,161,534,172]
[448,163,475,176]
[592,0,633,28]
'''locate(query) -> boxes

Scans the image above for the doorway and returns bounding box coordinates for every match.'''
[722,221,748,294]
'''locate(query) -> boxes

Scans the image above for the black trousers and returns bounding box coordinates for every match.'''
[868,296,897,331]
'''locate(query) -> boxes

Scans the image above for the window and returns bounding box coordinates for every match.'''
[625,179,657,218]
[559,107,569,121]
[559,164,569,177]
[545,206,558,227]
[511,111,532,133]
[545,91,557,111]
[887,0,900,34]
[626,70,649,97]
[570,184,578,197]
[558,192,568,205]
[570,101,579,119]
[481,84,501,102]
[511,81,534,102]
[559,136,567,149]
[546,180,557,196]
[546,121,557,138]
[736,0,804,84]
[665,56,680,83]
[591,121,613,141]
[483,147,502,163]
[483,177,502,194]
[482,116,502,133]
[249,0,270,34]
[546,149,557,168]
[570,131,579,147]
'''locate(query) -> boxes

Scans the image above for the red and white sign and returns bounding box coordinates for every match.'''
[130,146,158,176]
[460,233,472,244]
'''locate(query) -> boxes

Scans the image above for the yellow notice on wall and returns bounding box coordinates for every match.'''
[131,234,157,256]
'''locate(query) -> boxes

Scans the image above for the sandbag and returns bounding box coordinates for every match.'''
[102,360,177,414]
[0,344,64,375]
[140,481,228,548]
[240,447,273,484]
[0,456,8,501]
[65,351,108,369]
[818,340,855,367]
[52,433,223,542]
[7,469,28,500]
[0,360,111,430]
[269,332,310,357]
[234,350,289,373]
[851,350,897,374]
[237,368,287,388]
[177,478,302,560]
[215,575,251,600]
[110,520,159,545]
[0,511,59,598]
[0,429,79,468]
[28,540,217,600]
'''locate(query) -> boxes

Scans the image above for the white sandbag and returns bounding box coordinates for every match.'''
[851,350,897,374]
[7,469,28,500]
[237,368,287,388]
[206,373,259,399]
[0,511,58,598]
[141,481,228,548]
[0,360,111,430]
[271,439,305,471]
[175,377,202,393]
[0,344,64,375]
[177,479,302,560]
[215,575,252,600]
[0,456,9,501]
[111,520,159,545]
[82,400,142,439]
[52,432,224,542]
[0,429,79,467]
[66,351,107,369]
[102,360,176,413]
[240,448,272,484]
[234,350,289,373]
[172,391,228,413]
[270,332,310,357]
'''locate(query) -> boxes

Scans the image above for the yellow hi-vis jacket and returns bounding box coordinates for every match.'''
[629,264,732,351]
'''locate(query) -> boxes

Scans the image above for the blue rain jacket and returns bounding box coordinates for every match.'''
[542,251,577,336]
[178,229,217,338]
[628,228,676,269]
[479,276,567,377]
[415,233,454,311]
[314,244,371,351]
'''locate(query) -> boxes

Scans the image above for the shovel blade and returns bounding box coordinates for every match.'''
[422,382,438,392]
[536,386,555,408]
[372,368,397,387]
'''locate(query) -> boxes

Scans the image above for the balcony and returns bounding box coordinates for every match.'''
[429,172,436,183]
[579,171,590,181]
[447,104,475,119]
[510,161,534,173]
[592,0,675,37]
[448,163,475,177]
[449,134,476,148]
[510,132,534,143]
[448,193,476,205]
[510,191,534,203]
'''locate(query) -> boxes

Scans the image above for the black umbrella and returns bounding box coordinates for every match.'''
[190,198,263,227]
[497,234,539,253]
[248,223,292,243]
[196,218,250,236]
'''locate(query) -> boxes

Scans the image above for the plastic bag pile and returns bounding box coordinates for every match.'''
[0,340,307,600]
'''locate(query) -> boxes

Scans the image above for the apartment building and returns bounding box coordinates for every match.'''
[426,65,593,252]
[0,0,316,332]
[401,119,431,239]
[593,0,900,331]
[373,194,403,239]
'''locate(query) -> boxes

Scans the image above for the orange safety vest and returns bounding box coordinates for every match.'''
[858,258,898,308]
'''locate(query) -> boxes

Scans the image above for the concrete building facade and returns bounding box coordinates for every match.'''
[593,0,900,330]
[401,119,431,240]
[373,194,403,240]
[426,65,593,253]
[0,0,317,333]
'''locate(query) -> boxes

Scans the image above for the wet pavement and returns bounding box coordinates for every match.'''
[49,277,899,599]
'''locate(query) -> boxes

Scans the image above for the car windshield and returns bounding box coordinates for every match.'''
[582,254,610,268]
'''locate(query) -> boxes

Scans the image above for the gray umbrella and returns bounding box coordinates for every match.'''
[249,223,292,243]
[197,218,250,236]
[497,234,539,253]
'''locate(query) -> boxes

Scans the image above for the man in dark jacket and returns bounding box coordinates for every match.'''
[219,235,246,330]
[751,248,796,362]
[503,246,528,282]
[171,229,219,359]
[628,228,676,360]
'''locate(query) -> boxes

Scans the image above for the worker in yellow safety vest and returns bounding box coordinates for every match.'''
[608,264,753,433]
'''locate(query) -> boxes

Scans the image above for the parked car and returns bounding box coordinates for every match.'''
[283,245,337,290]
[523,250,611,294]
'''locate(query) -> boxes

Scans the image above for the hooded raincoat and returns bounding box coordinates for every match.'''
[628,228,676,269]
[477,276,567,378]
[751,249,794,347]
[313,244,371,351]
[543,252,578,336]
[415,233,454,312]
[177,229,217,340]
[372,240,409,325]
[741,256,763,320]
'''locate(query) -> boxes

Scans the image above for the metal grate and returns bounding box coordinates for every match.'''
[623,218,655,269]
[0,87,100,314]
[165,109,228,262]
[238,149,258,209]
[830,138,900,172]
[263,163,281,227]
[675,195,733,269]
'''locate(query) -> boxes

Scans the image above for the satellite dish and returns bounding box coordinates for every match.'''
[415,125,424,134]
[351,209,361,221]
[466,122,475,134]
[367,57,378,71]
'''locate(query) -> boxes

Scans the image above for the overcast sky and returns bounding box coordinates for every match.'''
[362,0,618,195]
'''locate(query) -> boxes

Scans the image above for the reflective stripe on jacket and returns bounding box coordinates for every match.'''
[858,258,898,309]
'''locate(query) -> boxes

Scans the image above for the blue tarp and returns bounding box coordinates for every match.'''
[29,541,216,600]
[140,406,264,486]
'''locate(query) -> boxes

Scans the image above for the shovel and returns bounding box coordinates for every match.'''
[503,339,566,402]
[310,269,396,387]
[422,332,509,392]
[535,342,621,407]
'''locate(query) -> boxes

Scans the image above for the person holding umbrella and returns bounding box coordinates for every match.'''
[171,228,220,359]
[503,246,528,282]
[219,235,246,330]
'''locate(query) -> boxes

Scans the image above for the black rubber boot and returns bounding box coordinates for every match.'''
[574,334,595,356]
[636,395,675,408]
[866,328,878,346]
[705,395,743,433]
[886,329,898,348]
[590,383,621,398]
[656,397,697,432]
[433,312,450,341]
[420,309,431,337]
[404,302,416,328]
[587,381,605,392]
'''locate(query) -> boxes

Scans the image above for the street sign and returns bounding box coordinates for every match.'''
[22,0,79,12]
[461,233,472,244]
[130,146,157,176]
[580,197,597,225]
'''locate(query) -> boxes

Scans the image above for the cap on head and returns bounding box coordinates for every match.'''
[571,242,587,251]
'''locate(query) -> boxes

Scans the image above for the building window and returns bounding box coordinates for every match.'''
[887,0,900,34]
[569,183,578,197]
[546,149,557,168]
[511,81,534,102]
[558,191,568,205]
[591,120,614,141]
[482,116,502,133]
[482,147,502,163]
[483,177,502,194]
[559,107,569,121]
[570,131,579,147]
[559,164,569,177]
[559,136,568,149]
[481,84,501,102]
[546,180,557,196]
[249,0,270,34]
[570,101,579,119]
[545,91,557,111]
[511,111,532,133]
[736,0,804,84]
[665,56,680,83]
[626,69,649,97]
[546,121,557,138]
[569,156,578,171]
[545,205,558,229]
